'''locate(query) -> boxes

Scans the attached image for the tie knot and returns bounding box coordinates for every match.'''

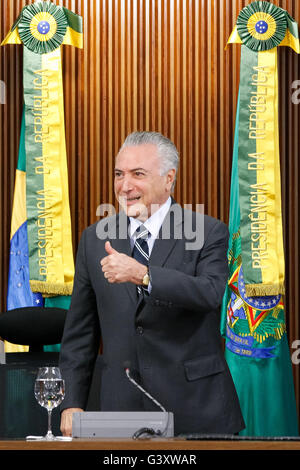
[135,224,149,240]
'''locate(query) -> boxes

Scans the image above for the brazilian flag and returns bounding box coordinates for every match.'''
[2,2,83,352]
[221,1,299,436]
[6,113,44,352]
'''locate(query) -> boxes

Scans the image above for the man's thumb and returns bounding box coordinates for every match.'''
[105,241,118,255]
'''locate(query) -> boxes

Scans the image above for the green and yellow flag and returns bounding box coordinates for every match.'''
[221,1,299,436]
[2,1,83,352]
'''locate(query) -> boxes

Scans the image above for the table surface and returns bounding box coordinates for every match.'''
[1,437,300,450]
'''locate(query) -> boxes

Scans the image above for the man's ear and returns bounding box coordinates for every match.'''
[166,168,176,191]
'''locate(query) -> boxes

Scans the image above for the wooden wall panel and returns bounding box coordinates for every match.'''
[0,0,300,416]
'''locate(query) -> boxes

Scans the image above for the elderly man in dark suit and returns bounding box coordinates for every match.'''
[59,131,244,436]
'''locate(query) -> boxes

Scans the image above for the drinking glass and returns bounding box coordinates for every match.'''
[33,366,65,440]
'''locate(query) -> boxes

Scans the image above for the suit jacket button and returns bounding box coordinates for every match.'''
[137,326,144,335]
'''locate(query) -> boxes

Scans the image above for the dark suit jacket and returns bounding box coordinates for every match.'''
[59,204,245,435]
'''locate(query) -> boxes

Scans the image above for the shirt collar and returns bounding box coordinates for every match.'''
[129,197,172,239]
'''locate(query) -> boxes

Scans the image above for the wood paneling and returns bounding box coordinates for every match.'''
[0,0,300,415]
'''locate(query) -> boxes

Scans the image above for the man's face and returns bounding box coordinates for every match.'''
[114,143,175,220]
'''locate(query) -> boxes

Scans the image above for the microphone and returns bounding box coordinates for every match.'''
[123,362,170,439]
[124,362,166,412]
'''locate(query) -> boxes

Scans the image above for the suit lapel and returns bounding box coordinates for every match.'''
[108,210,131,254]
[105,211,138,304]
[106,203,183,304]
[149,201,183,268]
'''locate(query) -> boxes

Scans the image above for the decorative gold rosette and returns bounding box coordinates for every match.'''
[236,1,288,51]
[18,2,68,54]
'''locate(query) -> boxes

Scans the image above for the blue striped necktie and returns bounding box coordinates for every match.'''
[132,225,149,266]
[132,225,149,295]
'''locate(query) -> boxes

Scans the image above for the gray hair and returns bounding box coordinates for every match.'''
[118,131,179,191]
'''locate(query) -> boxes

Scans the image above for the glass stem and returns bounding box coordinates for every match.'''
[47,409,53,438]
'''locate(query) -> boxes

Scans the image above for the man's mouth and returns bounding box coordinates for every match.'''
[123,196,141,205]
[118,196,148,220]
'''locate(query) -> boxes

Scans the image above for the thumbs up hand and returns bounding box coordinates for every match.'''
[100,241,147,285]
[104,241,118,255]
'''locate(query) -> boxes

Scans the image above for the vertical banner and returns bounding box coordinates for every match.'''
[221,1,299,436]
[2,1,83,352]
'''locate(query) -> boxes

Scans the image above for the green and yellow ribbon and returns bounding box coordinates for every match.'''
[227,1,300,53]
[2,2,83,51]
[2,1,83,296]
[226,1,299,297]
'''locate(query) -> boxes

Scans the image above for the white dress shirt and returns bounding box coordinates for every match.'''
[129,196,172,253]
[129,197,172,291]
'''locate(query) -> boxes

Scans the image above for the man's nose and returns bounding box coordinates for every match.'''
[120,175,134,192]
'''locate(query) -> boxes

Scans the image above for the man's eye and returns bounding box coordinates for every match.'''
[115,172,122,178]
[135,171,145,177]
